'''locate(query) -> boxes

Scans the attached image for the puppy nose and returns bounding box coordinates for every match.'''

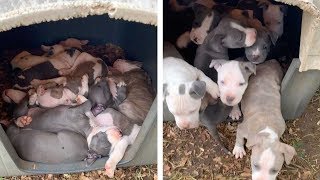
[226,96,235,103]
[179,121,190,129]
[252,55,260,61]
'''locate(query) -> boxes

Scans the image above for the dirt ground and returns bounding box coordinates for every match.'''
[164,91,320,180]
[2,165,157,180]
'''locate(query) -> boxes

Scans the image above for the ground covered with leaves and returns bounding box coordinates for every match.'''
[164,91,320,179]
[3,165,157,180]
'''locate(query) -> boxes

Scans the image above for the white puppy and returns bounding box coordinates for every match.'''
[164,57,219,129]
[209,59,256,120]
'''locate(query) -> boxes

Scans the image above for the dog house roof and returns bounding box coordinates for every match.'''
[0,0,157,33]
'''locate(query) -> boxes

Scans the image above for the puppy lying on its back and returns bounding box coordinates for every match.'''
[164,57,219,129]
[233,60,296,180]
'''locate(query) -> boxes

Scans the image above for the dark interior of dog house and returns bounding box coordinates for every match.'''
[0,14,157,175]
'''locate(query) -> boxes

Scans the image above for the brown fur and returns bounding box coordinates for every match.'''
[108,69,155,125]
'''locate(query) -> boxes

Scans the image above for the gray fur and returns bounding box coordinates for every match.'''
[179,84,186,95]
[189,81,206,99]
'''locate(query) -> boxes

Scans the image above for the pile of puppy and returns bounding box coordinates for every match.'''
[1,38,155,178]
[164,0,296,179]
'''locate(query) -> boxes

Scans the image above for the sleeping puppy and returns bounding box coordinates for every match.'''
[233,60,296,180]
[89,59,155,125]
[164,57,219,129]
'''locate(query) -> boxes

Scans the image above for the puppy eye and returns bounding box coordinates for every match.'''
[277,21,281,24]
[220,80,225,85]
[263,46,267,49]
[270,169,278,174]
[239,82,245,86]
[189,110,197,114]
[254,164,260,170]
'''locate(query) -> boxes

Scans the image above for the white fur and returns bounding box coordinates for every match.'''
[259,126,278,143]
[230,22,257,47]
[215,61,246,106]
[190,14,214,45]
[252,48,261,56]
[229,105,242,120]
[233,145,246,159]
[252,148,277,180]
[164,57,219,129]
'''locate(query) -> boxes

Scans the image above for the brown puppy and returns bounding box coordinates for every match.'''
[105,59,155,125]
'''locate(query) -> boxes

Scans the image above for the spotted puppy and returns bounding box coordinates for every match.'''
[164,57,219,129]
[233,60,296,180]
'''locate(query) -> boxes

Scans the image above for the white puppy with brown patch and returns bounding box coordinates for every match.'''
[164,57,219,129]
[232,60,296,180]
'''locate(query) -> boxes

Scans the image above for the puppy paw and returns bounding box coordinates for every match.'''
[28,90,38,105]
[229,107,242,121]
[105,162,116,178]
[233,145,246,159]
[15,116,32,127]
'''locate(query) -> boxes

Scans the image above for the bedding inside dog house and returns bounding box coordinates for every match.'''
[0,0,157,176]
[163,0,320,121]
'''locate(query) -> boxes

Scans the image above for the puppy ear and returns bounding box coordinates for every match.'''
[189,81,206,99]
[209,59,228,70]
[268,31,278,45]
[278,142,296,165]
[279,5,288,16]
[41,45,51,52]
[240,61,256,75]
[80,40,89,45]
[258,2,269,10]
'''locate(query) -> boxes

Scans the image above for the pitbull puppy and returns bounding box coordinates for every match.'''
[10,99,123,166]
[2,89,27,104]
[233,60,296,180]
[244,20,276,64]
[259,0,287,43]
[177,3,256,48]
[164,57,219,129]
[10,44,67,70]
[28,74,89,108]
[6,117,121,164]
[194,17,256,119]
[14,48,81,90]
[85,108,141,178]
[189,3,221,45]
[102,59,155,125]
[209,58,256,120]
[88,78,127,117]
[59,38,89,49]
[194,17,257,80]
[30,52,108,90]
